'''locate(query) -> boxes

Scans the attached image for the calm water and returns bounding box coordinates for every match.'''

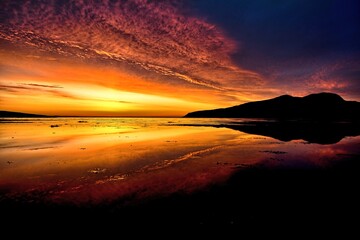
[1,118,359,205]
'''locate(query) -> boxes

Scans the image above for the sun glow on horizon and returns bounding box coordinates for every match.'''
[1,80,220,117]
[1,0,359,116]
[0,55,221,116]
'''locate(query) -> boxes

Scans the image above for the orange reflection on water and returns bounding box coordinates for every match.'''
[0,118,359,206]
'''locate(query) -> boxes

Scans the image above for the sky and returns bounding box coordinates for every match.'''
[0,0,359,116]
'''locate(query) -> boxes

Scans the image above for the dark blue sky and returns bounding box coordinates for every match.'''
[188,0,360,98]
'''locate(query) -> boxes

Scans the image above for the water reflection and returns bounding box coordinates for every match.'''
[175,120,360,144]
[0,118,359,205]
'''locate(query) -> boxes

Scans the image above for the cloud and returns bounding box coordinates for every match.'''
[0,83,79,99]
[0,84,30,92]
[117,100,133,104]
[302,60,360,93]
[0,0,261,91]
[22,83,63,89]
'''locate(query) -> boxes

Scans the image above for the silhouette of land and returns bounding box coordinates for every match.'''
[0,111,50,118]
[185,92,360,120]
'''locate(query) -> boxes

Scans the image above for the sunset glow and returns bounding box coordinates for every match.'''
[1,1,360,228]
[1,0,359,116]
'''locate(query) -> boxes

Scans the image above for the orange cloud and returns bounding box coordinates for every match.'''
[0,0,265,115]
[0,0,261,87]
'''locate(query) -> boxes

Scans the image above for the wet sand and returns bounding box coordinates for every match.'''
[1,155,358,232]
[0,118,359,233]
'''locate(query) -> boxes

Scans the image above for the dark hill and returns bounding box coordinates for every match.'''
[185,92,360,120]
[0,111,50,118]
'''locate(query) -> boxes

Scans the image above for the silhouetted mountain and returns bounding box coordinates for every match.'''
[0,111,50,118]
[185,93,360,120]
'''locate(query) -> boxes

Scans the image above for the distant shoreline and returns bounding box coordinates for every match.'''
[0,111,181,118]
[0,115,182,118]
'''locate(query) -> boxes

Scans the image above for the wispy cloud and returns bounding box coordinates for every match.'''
[0,0,261,91]
[0,83,79,99]
[22,83,63,89]
[0,84,30,92]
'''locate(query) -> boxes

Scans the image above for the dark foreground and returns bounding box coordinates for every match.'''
[1,156,358,233]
